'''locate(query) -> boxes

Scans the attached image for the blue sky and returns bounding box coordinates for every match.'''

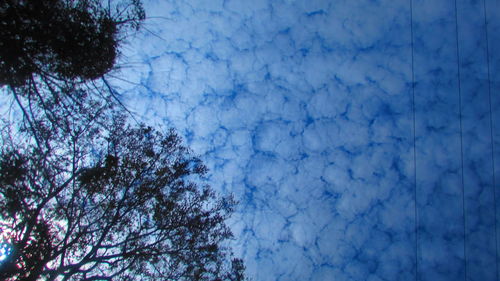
[110,0,500,280]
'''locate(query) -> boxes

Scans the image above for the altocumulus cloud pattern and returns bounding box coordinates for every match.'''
[111,0,500,280]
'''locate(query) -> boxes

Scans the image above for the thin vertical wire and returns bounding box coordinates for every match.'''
[483,0,499,279]
[453,0,467,279]
[409,0,418,280]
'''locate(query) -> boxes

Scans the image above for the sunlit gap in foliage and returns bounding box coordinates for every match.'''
[0,232,12,262]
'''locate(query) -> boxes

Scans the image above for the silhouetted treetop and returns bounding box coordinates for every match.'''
[0,0,145,87]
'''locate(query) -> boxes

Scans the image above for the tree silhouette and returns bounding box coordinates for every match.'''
[0,0,145,87]
[1,0,146,146]
[0,1,246,280]
[0,115,246,280]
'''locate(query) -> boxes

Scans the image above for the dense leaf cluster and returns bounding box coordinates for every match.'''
[0,0,144,86]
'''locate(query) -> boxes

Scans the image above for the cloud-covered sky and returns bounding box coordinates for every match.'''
[111,0,500,280]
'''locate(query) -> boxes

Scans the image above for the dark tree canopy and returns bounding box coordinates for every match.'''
[0,115,246,280]
[1,0,146,154]
[0,0,145,87]
[0,0,247,280]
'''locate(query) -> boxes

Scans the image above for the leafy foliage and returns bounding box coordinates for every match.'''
[0,1,246,280]
[0,0,145,86]
[1,0,145,163]
[0,116,245,280]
